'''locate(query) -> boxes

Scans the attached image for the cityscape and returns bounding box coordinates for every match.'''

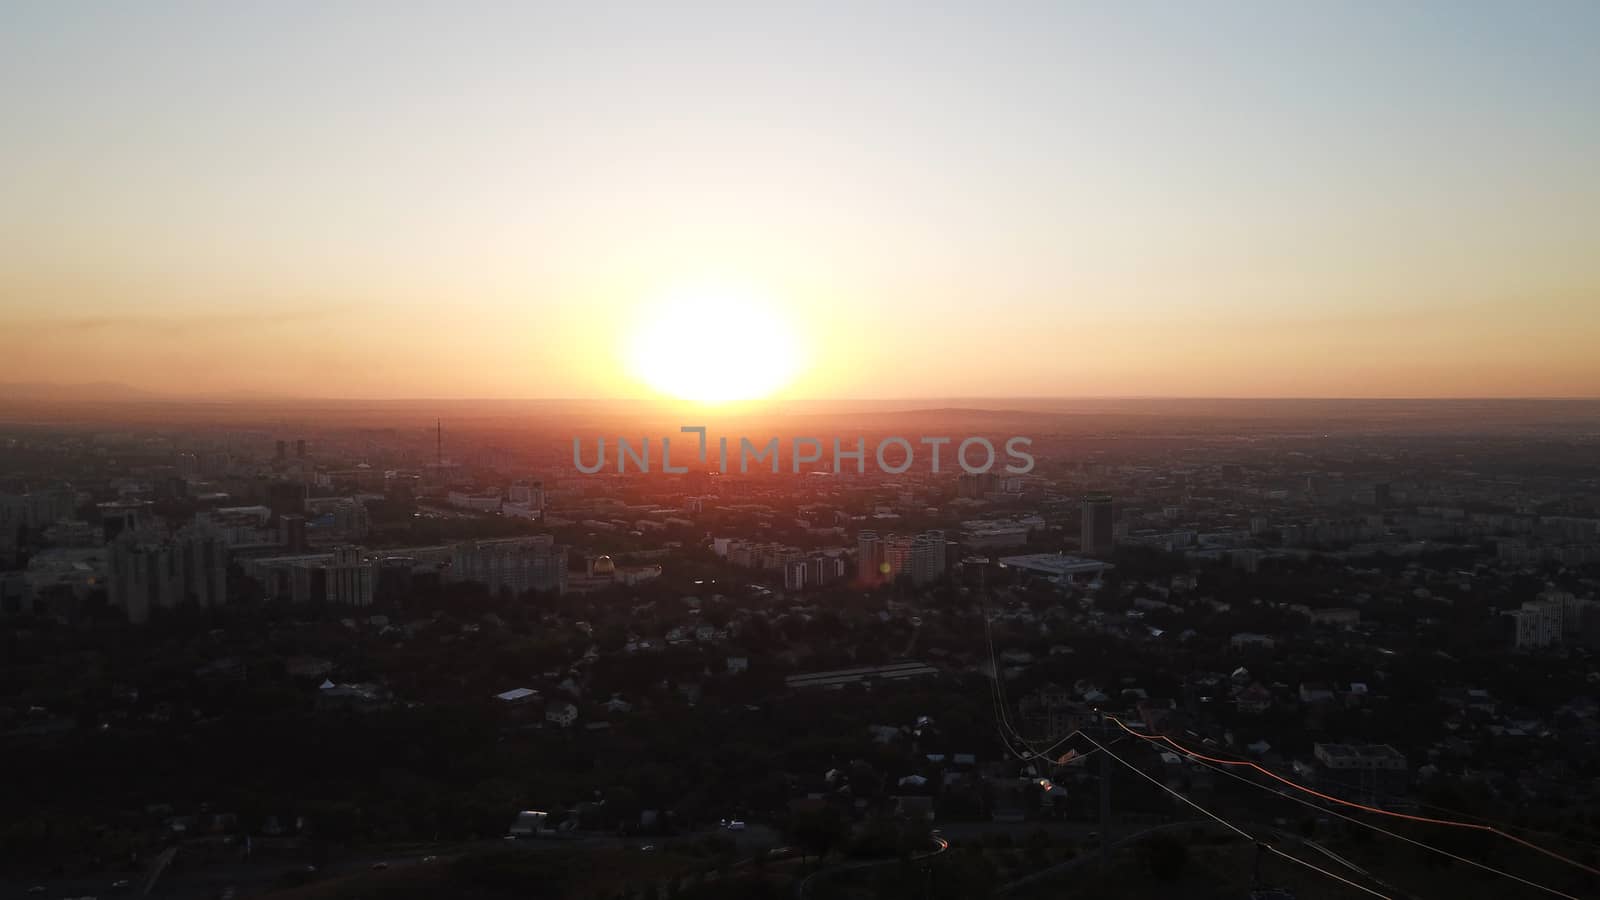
[3,399,1598,899]
[3,3,1600,900]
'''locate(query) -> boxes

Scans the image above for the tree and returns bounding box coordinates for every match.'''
[1138,832,1189,881]
[604,786,641,831]
[788,807,847,866]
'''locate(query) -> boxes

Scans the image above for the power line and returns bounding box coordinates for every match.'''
[978,589,1051,757]
[978,593,1082,753]
[980,591,1024,739]
[1185,752,1583,900]
[1076,729,1394,899]
[980,594,1408,897]
[1287,836,1416,900]
[990,722,1124,772]
[1107,716,1600,879]
[977,592,1125,776]
[976,584,1591,893]
[1305,772,1600,855]
[979,606,1095,764]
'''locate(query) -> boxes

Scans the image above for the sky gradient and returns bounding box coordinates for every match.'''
[2,2,1598,400]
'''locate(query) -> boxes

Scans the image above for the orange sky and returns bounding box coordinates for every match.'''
[2,5,1598,400]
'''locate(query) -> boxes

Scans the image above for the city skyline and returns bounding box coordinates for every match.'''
[7,5,1600,898]
[4,2,1599,400]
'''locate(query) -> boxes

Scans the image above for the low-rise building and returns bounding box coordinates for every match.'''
[1311,743,1407,806]
[546,701,579,727]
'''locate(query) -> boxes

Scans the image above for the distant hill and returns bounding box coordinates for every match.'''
[0,381,164,402]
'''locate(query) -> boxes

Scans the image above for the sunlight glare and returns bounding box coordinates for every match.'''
[626,285,804,405]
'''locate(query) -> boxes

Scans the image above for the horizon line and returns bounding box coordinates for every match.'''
[5,383,1600,404]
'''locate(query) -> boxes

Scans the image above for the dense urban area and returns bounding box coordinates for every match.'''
[2,398,1598,899]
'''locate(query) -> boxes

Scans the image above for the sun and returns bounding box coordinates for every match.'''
[626,284,804,405]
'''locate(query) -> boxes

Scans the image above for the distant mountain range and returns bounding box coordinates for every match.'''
[0,381,164,402]
[2,384,1597,436]
[0,382,313,405]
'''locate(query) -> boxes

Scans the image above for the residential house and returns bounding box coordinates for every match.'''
[1235,683,1273,714]
[546,701,578,727]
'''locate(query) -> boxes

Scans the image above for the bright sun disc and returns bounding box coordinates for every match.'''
[626,286,802,404]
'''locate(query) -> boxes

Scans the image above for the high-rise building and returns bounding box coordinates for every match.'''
[1516,591,1597,649]
[1540,590,1593,640]
[881,530,947,585]
[784,558,808,591]
[857,530,885,584]
[1516,597,1564,649]
[0,487,77,530]
[244,546,423,607]
[330,500,370,540]
[957,472,1000,500]
[107,523,228,624]
[327,545,375,607]
[507,480,544,508]
[1080,494,1115,557]
[504,480,544,520]
[295,439,307,459]
[806,554,847,586]
[97,500,147,543]
[450,535,567,596]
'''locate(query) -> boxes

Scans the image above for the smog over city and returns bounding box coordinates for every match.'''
[2,4,1599,900]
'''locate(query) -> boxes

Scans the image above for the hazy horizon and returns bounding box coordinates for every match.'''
[4,2,1599,400]
[5,7,1600,898]
[9,379,1600,404]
